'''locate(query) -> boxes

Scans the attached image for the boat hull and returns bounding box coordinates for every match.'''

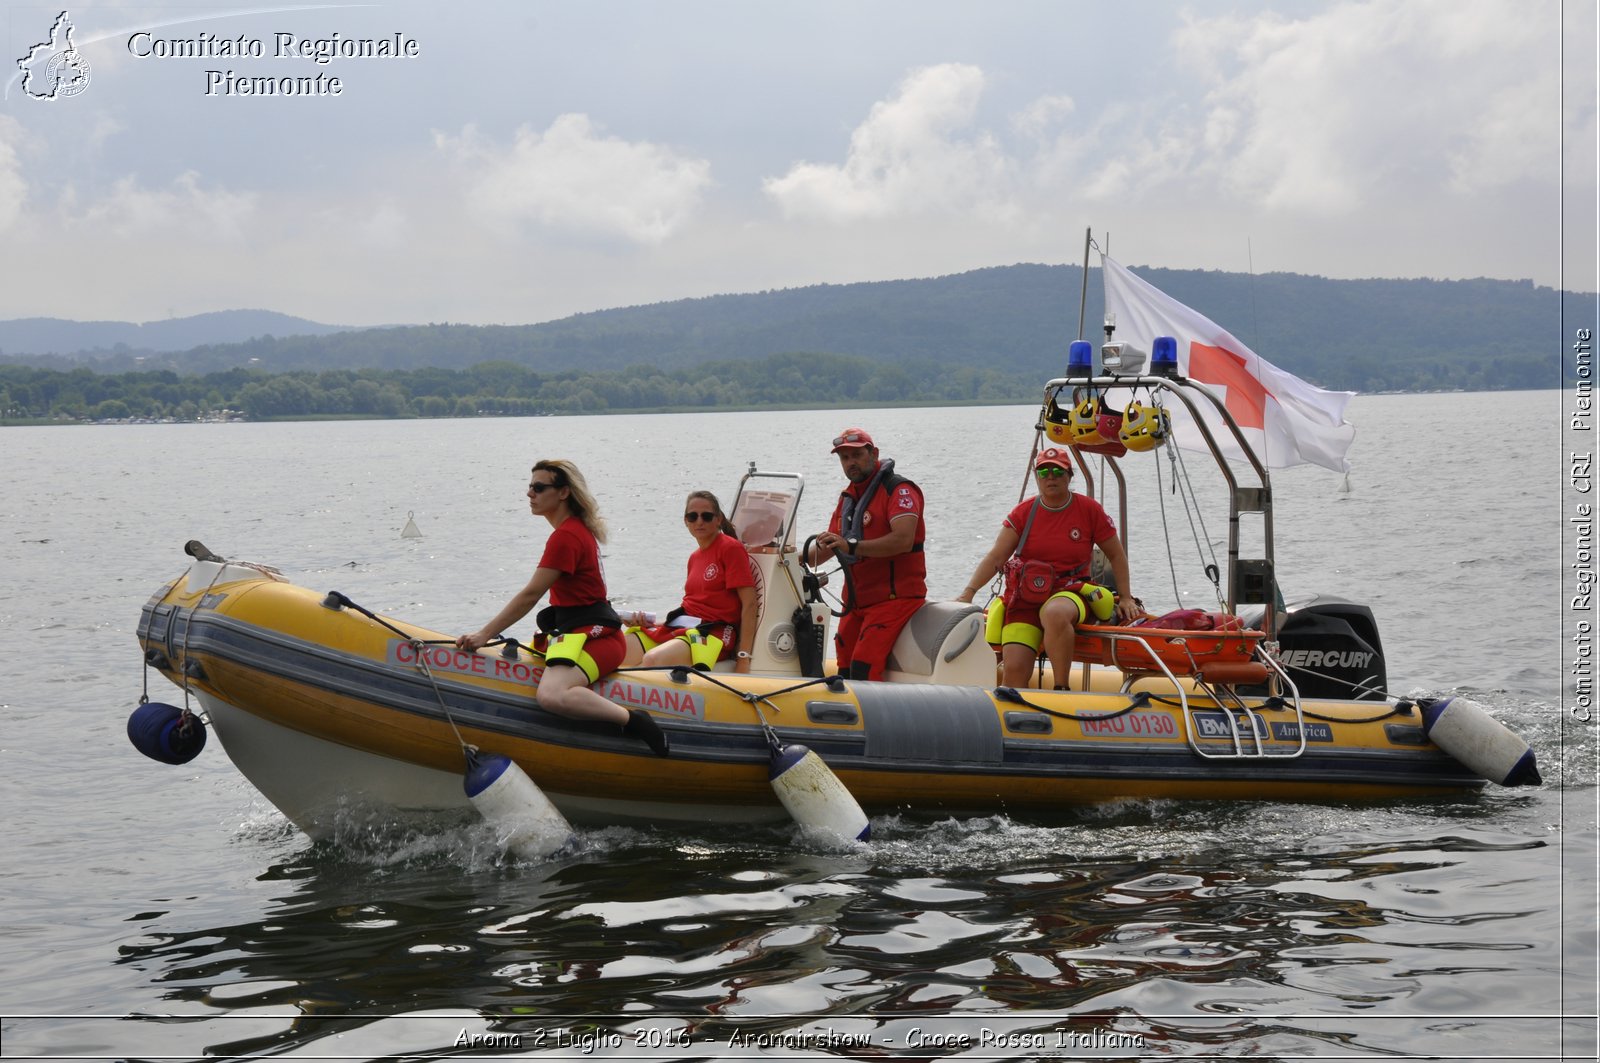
[137,563,1488,838]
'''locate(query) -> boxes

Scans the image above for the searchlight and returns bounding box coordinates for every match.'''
[1101,341,1147,375]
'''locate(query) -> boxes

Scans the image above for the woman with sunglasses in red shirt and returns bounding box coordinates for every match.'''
[457,459,669,756]
[956,448,1138,690]
[623,490,759,675]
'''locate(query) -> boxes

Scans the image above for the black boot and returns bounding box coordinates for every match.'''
[624,709,670,757]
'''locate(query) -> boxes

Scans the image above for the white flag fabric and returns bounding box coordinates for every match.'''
[1101,255,1355,473]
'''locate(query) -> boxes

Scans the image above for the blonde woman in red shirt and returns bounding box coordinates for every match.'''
[457,459,668,756]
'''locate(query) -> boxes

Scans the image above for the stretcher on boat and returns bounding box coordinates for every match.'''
[1073,612,1269,687]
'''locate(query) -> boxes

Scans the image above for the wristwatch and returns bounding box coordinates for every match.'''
[846,536,859,552]
[736,650,751,660]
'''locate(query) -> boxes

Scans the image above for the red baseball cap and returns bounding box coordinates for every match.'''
[831,427,876,453]
[1035,447,1074,471]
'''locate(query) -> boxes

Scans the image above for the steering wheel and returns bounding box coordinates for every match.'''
[798,534,848,619]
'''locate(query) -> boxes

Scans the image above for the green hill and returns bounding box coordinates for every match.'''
[2,264,1589,404]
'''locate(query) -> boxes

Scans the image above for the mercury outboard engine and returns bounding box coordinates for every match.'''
[1242,594,1387,701]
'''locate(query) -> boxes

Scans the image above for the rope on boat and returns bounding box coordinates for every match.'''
[1298,699,1414,724]
[1152,441,1230,617]
[1171,443,1228,611]
[994,686,1151,722]
[313,594,1417,739]
[319,590,486,758]
[319,592,854,755]
[173,556,230,722]
[406,642,477,753]
[612,664,846,702]
[1273,657,1390,702]
[1252,641,1409,710]
[614,665,849,754]
[1140,687,1415,724]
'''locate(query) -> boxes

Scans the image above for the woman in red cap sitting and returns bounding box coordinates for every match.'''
[956,447,1138,689]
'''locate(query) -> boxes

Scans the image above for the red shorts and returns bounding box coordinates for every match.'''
[835,597,924,681]
[542,625,627,684]
[635,621,738,661]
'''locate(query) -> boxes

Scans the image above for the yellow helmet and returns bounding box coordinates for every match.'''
[1046,392,1126,456]
[1068,395,1109,446]
[1043,395,1075,446]
[1119,402,1170,452]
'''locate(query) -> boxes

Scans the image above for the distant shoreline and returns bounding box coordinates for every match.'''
[0,387,1561,428]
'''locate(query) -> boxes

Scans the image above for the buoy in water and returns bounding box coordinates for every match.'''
[1419,696,1541,786]
[127,701,208,764]
[768,743,870,843]
[463,751,573,858]
[400,511,422,539]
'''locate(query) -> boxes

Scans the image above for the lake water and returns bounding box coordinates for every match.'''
[1,392,1595,1060]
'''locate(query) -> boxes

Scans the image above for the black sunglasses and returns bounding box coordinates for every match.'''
[530,482,560,494]
[684,511,718,522]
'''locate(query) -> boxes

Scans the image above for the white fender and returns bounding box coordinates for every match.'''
[1419,697,1540,787]
[768,744,870,844]
[463,752,574,858]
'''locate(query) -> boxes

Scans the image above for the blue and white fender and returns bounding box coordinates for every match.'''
[769,744,870,843]
[1419,697,1541,787]
[463,751,574,859]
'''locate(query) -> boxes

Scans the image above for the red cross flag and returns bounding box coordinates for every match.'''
[1102,255,1355,473]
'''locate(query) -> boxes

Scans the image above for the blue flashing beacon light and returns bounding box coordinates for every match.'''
[1152,335,1180,377]
[1066,340,1094,379]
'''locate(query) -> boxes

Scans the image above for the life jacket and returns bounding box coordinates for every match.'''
[835,459,926,609]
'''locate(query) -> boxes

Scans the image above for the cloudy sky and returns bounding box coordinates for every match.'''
[2,0,1594,327]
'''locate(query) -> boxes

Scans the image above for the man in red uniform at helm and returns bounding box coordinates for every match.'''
[809,427,927,680]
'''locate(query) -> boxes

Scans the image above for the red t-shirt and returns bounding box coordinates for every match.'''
[539,517,607,607]
[680,533,756,624]
[1002,494,1116,579]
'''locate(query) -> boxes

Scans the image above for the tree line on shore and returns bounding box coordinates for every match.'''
[8,264,1580,403]
[0,352,1035,423]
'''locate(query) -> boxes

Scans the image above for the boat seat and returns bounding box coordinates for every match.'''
[882,601,996,686]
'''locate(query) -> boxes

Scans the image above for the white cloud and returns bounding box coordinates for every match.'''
[0,2,1583,326]
[763,63,1016,222]
[437,114,712,244]
[66,170,257,239]
[0,117,26,231]
[1168,0,1560,212]
[756,2,1564,235]
[360,200,409,247]
[1012,94,1074,141]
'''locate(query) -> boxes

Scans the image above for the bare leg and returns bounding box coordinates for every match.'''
[1039,598,1079,690]
[1001,643,1040,688]
[537,661,669,756]
[536,665,629,725]
[641,638,693,668]
[620,631,648,668]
